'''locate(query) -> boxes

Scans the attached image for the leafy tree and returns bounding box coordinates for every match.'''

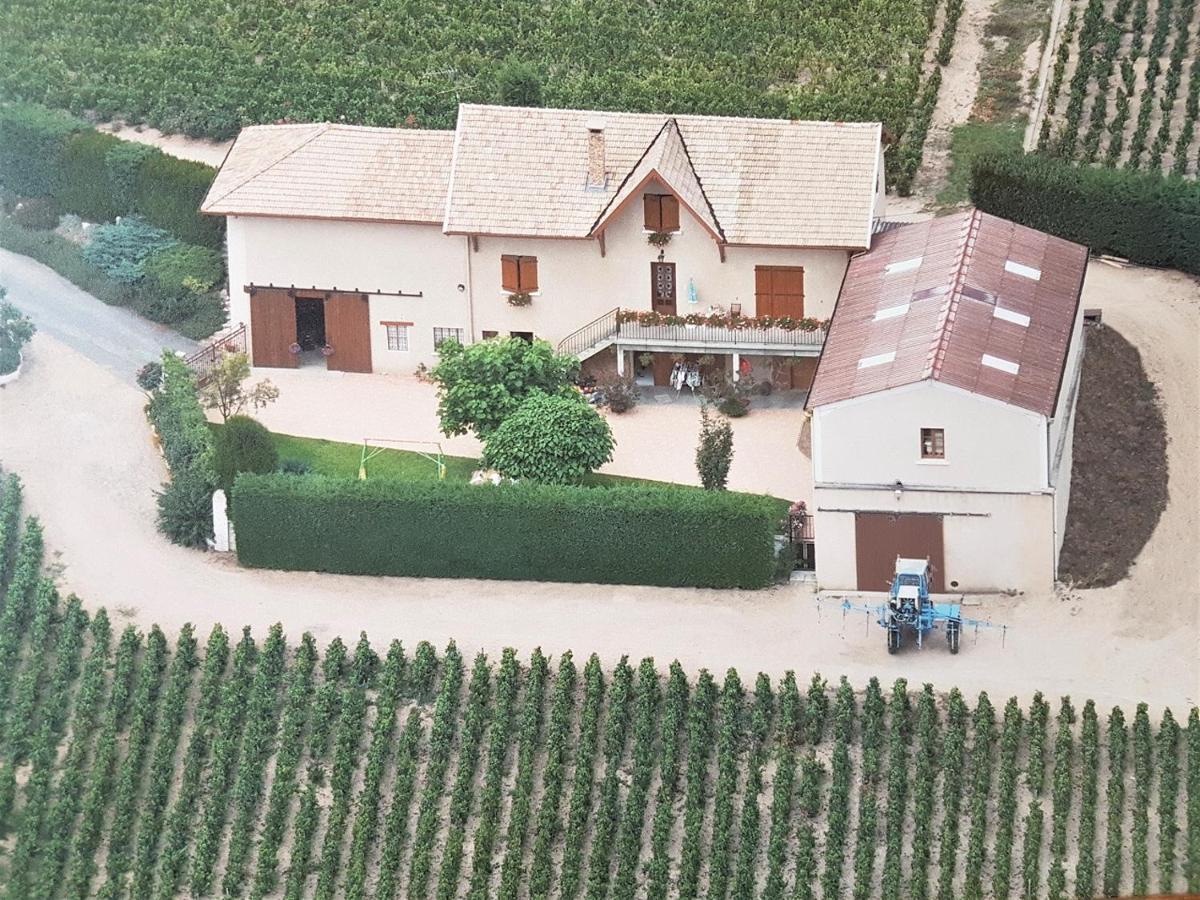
[0,289,35,375]
[213,415,279,491]
[199,351,280,421]
[431,336,579,438]
[496,59,543,107]
[695,406,734,490]
[482,391,614,483]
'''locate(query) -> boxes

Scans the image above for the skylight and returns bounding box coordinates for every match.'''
[993,306,1031,327]
[1004,259,1041,280]
[873,303,910,321]
[858,351,896,369]
[982,354,1020,375]
[885,257,922,275]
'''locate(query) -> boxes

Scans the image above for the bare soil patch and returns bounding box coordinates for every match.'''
[1058,324,1168,587]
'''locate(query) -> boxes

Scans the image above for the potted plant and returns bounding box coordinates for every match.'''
[647,231,673,248]
[288,342,302,355]
[321,344,335,357]
[507,290,533,307]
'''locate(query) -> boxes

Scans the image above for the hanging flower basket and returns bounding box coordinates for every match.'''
[647,231,673,248]
[288,342,302,355]
[507,291,533,307]
[321,344,335,357]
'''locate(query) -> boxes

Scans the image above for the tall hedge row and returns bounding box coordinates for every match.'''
[0,102,223,249]
[232,474,780,589]
[969,151,1200,274]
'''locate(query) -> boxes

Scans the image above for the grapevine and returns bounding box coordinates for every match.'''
[730,673,774,900]
[880,679,911,900]
[643,661,690,900]
[1157,708,1181,892]
[852,677,886,900]
[820,677,857,900]
[612,658,665,900]
[909,684,940,900]
[1047,698,1076,900]
[677,670,718,900]
[935,688,969,900]
[992,698,1023,899]
[559,654,606,900]
[526,652,579,900]
[1131,703,1154,895]
[1021,692,1051,900]
[706,668,746,900]
[1074,700,1100,898]
[761,672,801,900]
[1102,706,1129,896]
[1187,708,1200,892]
[962,693,997,900]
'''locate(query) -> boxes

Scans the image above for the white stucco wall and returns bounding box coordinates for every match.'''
[227,215,471,371]
[812,380,1050,494]
[469,178,852,347]
[813,486,1055,594]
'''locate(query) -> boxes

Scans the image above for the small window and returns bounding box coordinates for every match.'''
[643,194,680,232]
[510,331,534,343]
[433,327,464,349]
[920,428,945,460]
[501,255,538,292]
[481,330,499,340]
[383,322,410,352]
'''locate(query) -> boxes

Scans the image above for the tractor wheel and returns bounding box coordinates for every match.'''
[947,622,960,655]
[887,629,900,654]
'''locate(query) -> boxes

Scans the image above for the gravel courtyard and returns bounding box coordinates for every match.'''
[0,255,1196,713]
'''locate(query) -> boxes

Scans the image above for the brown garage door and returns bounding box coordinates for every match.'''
[855,512,945,593]
[325,293,373,373]
[249,288,298,368]
[755,266,805,318]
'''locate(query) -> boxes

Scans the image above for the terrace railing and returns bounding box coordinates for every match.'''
[615,320,826,349]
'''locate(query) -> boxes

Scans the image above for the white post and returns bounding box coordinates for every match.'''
[212,489,232,552]
[616,349,626,376]
[732,351,741,382]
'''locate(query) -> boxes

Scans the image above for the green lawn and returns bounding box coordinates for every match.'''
[937,120,1025,207]
[266,430,791,512]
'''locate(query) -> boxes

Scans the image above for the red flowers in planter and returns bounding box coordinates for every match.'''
[615,309,826,331]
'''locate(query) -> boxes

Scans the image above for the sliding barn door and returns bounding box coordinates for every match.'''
[324,293,373,373]
[249,288,298,368]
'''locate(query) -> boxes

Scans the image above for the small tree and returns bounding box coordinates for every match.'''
[482,391,614,483]
[155,468,214,548]
[431,336,579,438]
[198,350,280,421]
[496,59,543,107]
[696,406,734,490]
[213,415,279,491]
[0,289,35,375]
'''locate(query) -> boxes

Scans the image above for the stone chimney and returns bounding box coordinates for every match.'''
[586,118,607,190]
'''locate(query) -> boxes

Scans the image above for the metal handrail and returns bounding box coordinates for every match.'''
[185,323,247,385]
[556,307,620,357]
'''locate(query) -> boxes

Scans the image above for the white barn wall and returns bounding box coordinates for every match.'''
[812,380,1049,493]
[227,216,471,371]
[814,486,1055,594]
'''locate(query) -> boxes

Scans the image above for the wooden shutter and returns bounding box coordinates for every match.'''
[660,195,680,231]
[643,194,661,231]
[324,293,373,373]
[518,256,538,291]
[501,255,520,291]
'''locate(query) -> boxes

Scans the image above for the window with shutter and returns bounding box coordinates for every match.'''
[501,255,538,292]
[643,194,680,232]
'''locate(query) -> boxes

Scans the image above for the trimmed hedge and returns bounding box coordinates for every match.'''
[0,101,223,249]
[232,474,780,589]
[969,151,1200,274]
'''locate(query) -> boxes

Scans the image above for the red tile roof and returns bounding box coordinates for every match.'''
[807,209,1089,417]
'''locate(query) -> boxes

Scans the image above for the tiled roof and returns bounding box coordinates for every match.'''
[807,209,1089,417]
[591,118,724,241]
[201,123,454,223]
[444,104,881,248]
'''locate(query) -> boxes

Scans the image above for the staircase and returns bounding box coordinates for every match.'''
[556,307,619,361]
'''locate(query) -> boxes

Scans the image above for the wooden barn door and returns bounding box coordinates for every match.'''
[249,288,298,368]
[755,266,805,318]
[854,512,945,593]
[324,293,373,373]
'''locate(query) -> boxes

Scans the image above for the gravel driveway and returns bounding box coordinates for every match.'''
[0,256,1196,713]
[0,249,195,381]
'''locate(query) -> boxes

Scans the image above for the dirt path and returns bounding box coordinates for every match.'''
[0,262,1196,714]
[908,0,1002,204]
[105,123,233,167]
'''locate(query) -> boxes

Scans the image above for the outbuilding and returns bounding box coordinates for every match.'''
[806,209,1089,595]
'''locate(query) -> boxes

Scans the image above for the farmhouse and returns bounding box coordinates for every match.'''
[201,103,885,387]
[807,209,1089,595]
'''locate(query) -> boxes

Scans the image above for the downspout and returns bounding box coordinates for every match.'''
[463,235,476,342]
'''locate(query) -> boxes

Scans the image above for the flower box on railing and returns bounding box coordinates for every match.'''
[615,309,827,332]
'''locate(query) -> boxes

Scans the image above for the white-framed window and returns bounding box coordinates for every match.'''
[383,322,410,351]
[433,327,465,348]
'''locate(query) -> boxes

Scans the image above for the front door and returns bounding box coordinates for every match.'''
[248,287,298,368]
[651,262,677,315]
[755,266,805,318]
[324,292,373,373]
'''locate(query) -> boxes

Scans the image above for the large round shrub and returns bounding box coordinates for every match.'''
[213,415,278,491]
[482,391,614,483]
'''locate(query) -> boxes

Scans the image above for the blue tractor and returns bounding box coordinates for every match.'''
[880,557,961,654]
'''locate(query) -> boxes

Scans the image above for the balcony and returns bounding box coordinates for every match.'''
[558,308,827,360]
